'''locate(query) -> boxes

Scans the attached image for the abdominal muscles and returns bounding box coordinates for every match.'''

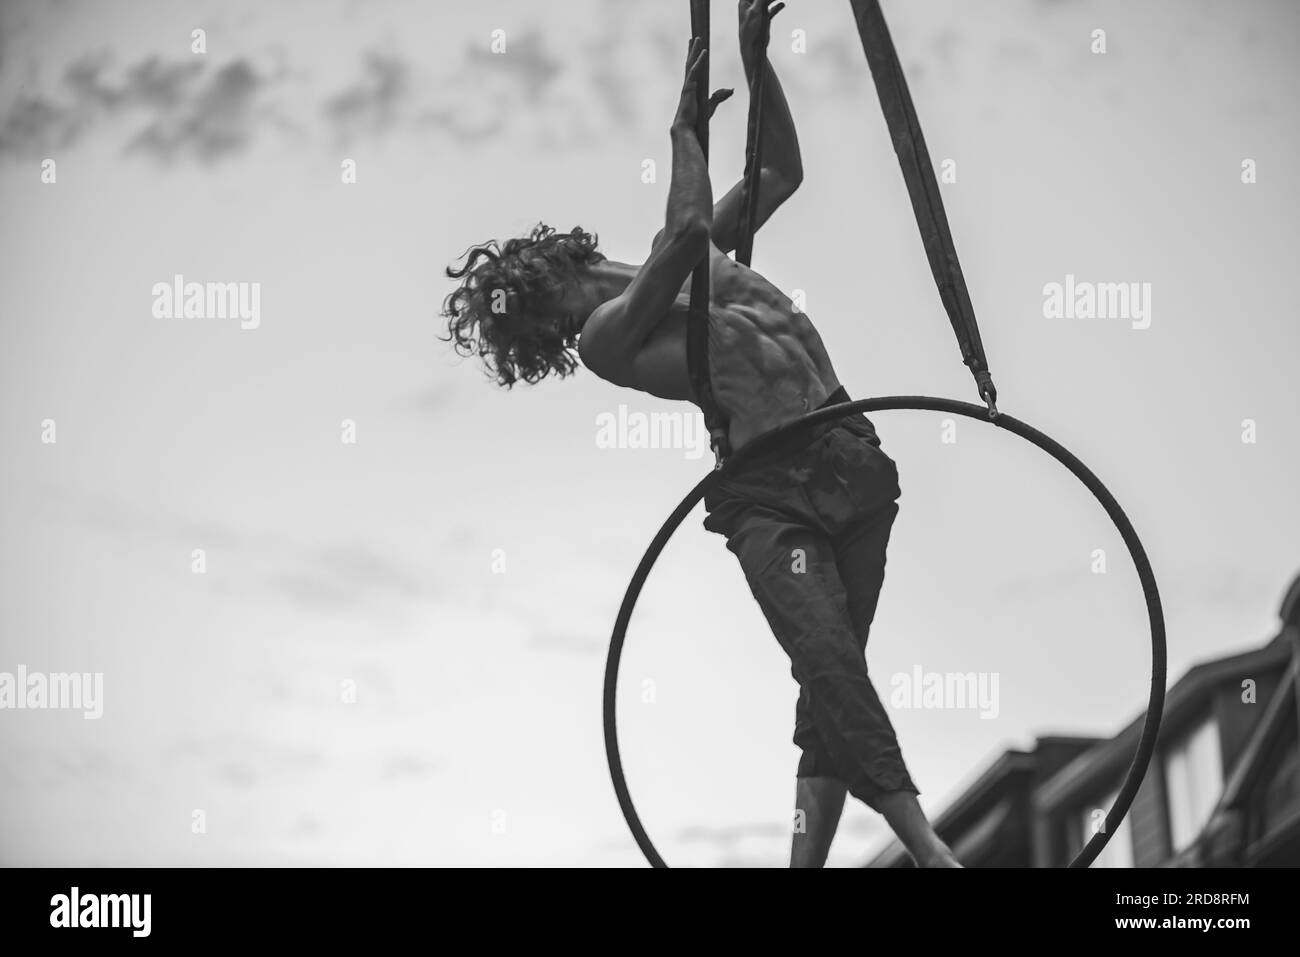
[707,301,841,452]
[656,247,842,453]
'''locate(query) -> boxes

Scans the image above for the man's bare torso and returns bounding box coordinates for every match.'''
[591,243,842,453]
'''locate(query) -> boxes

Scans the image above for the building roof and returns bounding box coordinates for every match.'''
[1033,633,1293,814]
[862,571,1300,868]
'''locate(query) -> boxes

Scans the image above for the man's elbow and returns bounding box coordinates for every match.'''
[773,166,803,197]
[664,218,710,258]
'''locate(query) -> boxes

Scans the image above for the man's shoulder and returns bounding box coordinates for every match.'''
[576,299,627,381]
[577,298,619,352]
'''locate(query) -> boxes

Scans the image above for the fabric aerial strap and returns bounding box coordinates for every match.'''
[849,0,998,415]
[685,0,729,466]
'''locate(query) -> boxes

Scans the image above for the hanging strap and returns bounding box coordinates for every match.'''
[849,0,998,415]
[686,0,731,465]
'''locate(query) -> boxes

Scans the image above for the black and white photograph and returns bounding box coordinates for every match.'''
[0,0,1295,938]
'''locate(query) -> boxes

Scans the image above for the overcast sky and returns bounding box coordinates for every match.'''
[1,0,1296,867]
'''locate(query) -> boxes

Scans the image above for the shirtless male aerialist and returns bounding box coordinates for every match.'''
[443,1,959,868]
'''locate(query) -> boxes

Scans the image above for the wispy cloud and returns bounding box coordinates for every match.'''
[324,50,408,142]
[463,28,561,104]
[3,5,869,163]
[0,94,82,155]
[127,59,282,164]
[40,485,439,614]
[0,53,286,162]
[64,54,203,110]
[0,31,576,160]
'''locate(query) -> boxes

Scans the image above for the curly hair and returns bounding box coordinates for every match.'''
[441,223,605,387]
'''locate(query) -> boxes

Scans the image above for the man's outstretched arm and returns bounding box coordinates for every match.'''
[712,0,803,256]
[580,41,713,386]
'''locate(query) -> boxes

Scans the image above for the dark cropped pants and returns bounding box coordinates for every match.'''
[702,408,918,812]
